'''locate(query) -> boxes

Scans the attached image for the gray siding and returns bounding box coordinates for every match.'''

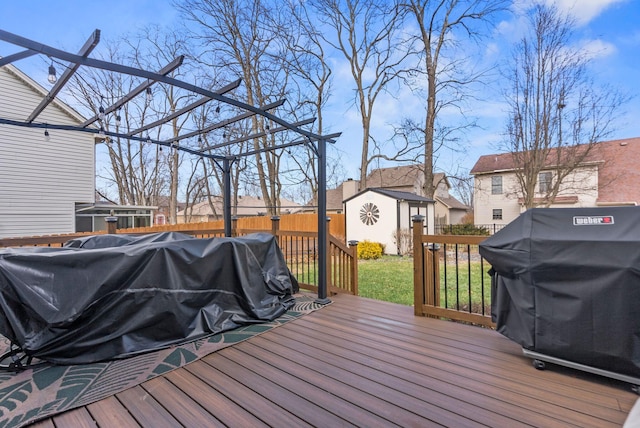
[0,66,95,238]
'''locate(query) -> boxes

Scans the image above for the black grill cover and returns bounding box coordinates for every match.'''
[479,207,640,378]
[0,232,298,364]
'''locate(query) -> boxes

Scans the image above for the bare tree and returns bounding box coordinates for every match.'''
[67,41,167,206]
[177,0,297,215]
[311,0,410,187]
[124,26,197,223]
[503,4,627,208]
[400,0,507,198]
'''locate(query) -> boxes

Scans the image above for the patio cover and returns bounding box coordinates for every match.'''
[0,232,298,364]
[479,207,640,378]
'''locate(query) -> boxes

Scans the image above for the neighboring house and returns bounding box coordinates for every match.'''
[0,63,95,238]
[177,195,303,223]
[314,164,468,220]
[344,188,435,255]
[470,137,640,226]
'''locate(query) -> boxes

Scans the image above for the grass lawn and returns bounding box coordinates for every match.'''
[358,255,414,305]
[358,254,491,310]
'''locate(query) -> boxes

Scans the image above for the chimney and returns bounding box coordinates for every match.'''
[343,178,359,200]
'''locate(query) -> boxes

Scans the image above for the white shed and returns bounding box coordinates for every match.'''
[0,64,95,238]
[344,188,435,255]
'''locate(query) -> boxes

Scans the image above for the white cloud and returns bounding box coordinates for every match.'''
[513,0,629,26]
[549,0,628,25]
[578,38,617,60]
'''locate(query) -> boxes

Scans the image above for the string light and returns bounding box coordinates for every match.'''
[265,125,270,135]
[115,112,121,127]
[44,126,50,142]
[99,126,105,136]
[146,135,152,144]
[145,87,153,104]
[47,61,57,84]
[98,96,105,121]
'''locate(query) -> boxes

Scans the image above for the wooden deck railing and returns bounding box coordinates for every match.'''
[412,216,495,327]
[0,216,357,295]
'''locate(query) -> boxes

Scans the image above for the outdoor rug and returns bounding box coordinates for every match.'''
[0,293,326,428]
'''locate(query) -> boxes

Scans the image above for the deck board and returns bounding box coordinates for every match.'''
[27,293,637,427]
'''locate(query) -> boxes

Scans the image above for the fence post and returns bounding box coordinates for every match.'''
[231,216,238,237]
[412,215,425,316]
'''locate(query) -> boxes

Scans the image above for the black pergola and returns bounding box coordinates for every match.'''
[0,29,339,303]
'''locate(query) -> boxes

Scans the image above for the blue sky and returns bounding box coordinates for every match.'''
[1,0,639,182]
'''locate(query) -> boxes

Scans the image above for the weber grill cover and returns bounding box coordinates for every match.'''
[479,207,640,377]
[0,232,298,364]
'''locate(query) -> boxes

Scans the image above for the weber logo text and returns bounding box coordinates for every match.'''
[573,216,614,226]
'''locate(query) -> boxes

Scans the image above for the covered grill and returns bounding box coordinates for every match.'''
[479,207,640,382]
[0,232,298,365]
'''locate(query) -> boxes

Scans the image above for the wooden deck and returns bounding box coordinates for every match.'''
[30,293,637,427]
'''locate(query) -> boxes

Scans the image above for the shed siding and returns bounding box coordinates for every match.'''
[0,66,95,238]
[346,192,400,254]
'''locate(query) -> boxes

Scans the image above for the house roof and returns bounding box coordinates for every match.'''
[344,187,434,204]
[366,164,447,189]
[326,183,345,211]
[2,62,89,125]
[470,137,640,205]
[435,195,468,211]
[178,195,303,217]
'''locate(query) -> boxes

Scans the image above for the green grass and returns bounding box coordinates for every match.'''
[292,253,492,312]
[358,255,491,311]
[358,255,414,305]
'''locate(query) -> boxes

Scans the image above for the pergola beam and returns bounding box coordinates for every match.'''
[0,49,38,67]
[81,55,185,127]
[199,117,317,153]
[126,78,241,137]
[0,30,325,142]
[27,29,101,123]
[162,99,286,144]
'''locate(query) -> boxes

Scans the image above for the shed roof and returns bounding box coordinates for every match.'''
[344,187,434,204]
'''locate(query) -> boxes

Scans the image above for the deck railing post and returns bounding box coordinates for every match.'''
[231,216,238,237]
[106,211,117,235]
[348,240,359,295]
[271,215,280,236]
[412,215,425,316]
[426,243,441,308]
[326,216,332,294]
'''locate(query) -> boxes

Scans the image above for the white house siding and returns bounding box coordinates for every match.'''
[346,191,435,254]
[473,173,522,225]
[346,192,401,255]
[0,66,95,238]
[474,165,600,225]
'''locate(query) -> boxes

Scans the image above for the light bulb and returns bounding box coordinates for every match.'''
[115,114,121,127]
[146,87,152,104]
[47,64,57,84]
[44,129,50,141]
[98,105,105,121]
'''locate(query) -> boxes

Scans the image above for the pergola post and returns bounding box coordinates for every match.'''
[316,138,330,304]
[223,157,233,237]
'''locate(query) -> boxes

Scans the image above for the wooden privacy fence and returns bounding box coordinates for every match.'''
[0,214,357,295]
[412,216,495,327]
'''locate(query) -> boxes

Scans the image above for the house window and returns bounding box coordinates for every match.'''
[539,172,552,193]
[492,209,503,220]
[491,176,503,194]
